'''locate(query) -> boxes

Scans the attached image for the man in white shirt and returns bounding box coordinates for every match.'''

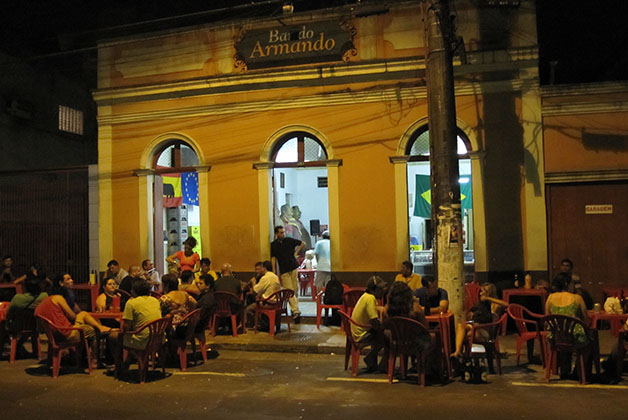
[314,230,331,290]
[246,261,281,327]
[141,259,161,291]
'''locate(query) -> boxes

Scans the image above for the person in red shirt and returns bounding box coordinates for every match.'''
[35,289,112,342]
[166,237,201,273]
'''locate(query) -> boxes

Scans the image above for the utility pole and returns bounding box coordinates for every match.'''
[424,0,465,324]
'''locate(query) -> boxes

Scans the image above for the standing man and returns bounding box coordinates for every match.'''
[271,225,304,324]
[394,261,422,291]
[314,230,331,290]
[559,258,582,295]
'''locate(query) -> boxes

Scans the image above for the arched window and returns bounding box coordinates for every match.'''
[271,132,327,167]
[405,126,471,160]
[406,126,474,274]
[154,140,199,171]
[269,131,329,254]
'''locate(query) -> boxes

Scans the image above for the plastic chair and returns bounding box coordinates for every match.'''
[169,309,201,371]
[464,282,482,313]
[37,315,93,378]
[543,314,600,385]
[465,312,508,375]
[342,288,365,317]
[384,316,437,386]
[298,270,316,300]
[115,289,132,311]
[8,309,43,363]
[507,304,546,366]
[211,291,245,337]
[254,289,294,336]
[338,310,373,377]
[315,284,350,329]
[117,316,172,384]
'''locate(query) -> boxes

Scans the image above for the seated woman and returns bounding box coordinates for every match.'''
[452,282,508,359]
[546,272,590,378]
[35,281,111,343]
[545,273,588,328]
[95,277,121,312]
[386,281,427,325]
[385,282,434,367]
[51,273,81,313]
[160,275,197,338]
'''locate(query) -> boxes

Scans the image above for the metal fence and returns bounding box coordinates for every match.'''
[0,167,89,283]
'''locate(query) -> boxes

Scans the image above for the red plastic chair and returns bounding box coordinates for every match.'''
[342,288,365,317]
[211,291,245,337]
[37,315,93,378]
[169,309,201,371]
[9,309,43,363]
[254,289,294,336]
[117,316,172,384]
[507,304,546,366]
[543,314,600,385]
[298,270,316,300]
[464,282,482,313]
[338,310,373,377]
[466,312,508,375]
[315,284,350,329]
[384,316,437,386]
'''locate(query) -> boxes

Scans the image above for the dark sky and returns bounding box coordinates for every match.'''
[1,1,626,86]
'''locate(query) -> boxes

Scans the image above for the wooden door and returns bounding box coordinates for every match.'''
[547,182,628,303]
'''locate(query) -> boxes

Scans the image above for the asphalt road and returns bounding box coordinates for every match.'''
[0,349,626,420]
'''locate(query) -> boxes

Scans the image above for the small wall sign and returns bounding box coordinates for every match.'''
[585,204,613,214]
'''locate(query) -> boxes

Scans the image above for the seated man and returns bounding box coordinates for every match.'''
[351,275,388,372]
[5,273,48,357]
[119,265,142,296]
[214,263,242,296]
[245,260,281,328]
[195,257,218,283]
[195,274,216,334]
[179,269,201,298]
[108,278,161,370]
[413,275,449,316]
[394,260,422,291]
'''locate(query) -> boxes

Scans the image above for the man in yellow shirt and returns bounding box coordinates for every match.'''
[351,276,387,372]
[394,261,422,291]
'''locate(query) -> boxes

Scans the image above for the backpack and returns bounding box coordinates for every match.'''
[323,279,343,305]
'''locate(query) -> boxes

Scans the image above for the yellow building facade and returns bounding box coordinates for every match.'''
[94,1,547,285]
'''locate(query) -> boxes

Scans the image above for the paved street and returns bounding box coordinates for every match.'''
[1,343,627,420]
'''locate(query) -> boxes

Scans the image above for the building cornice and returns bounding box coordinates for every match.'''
[545,169,628,184]
[97,77,538,125]
[542,100,628,116]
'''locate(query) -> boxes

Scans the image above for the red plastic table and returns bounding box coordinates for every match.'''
[588,311,628,337]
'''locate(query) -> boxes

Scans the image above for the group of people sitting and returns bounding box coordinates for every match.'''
[350,259,622,381]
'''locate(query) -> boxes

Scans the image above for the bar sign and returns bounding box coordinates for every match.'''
[585,204,613,214]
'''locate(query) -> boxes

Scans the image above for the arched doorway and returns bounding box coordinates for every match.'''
[151,140,201,275]
[270,131,329,254]
[406,126,474,276]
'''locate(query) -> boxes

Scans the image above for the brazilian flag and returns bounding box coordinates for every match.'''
[414,175,472,218]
